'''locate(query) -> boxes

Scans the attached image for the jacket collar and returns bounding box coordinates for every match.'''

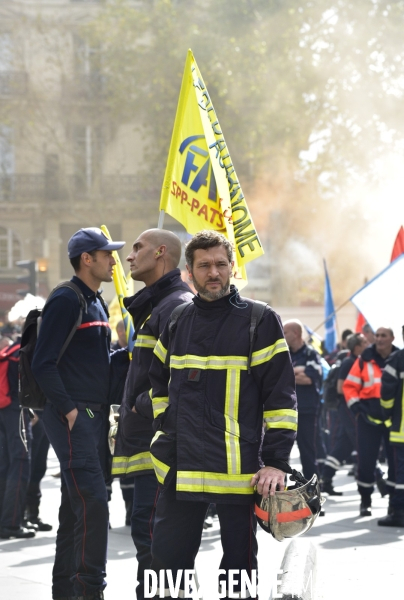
[192,285,244,311]
[124,269,185,331]
[361,344,399,368]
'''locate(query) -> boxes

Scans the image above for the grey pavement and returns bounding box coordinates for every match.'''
[1,447,403,599]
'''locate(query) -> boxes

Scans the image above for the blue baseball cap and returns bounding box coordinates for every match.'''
[68,227,125,258]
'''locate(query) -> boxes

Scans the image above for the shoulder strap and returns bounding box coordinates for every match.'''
[164,301,193,368]
[46,281,88,364]
[247,300,267,374]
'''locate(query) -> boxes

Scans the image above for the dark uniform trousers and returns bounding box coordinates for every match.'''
[296,413,319,480]
[356,416,395,501]
[131,472,160,600]
[323,401,356,480]
[26,413,50,517]
[43,402,109,599]
[0,405,31,528]
[391,446,404,511]
[150,477,258,600]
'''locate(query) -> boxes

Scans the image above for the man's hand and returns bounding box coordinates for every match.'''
[131,405,137,414]
[66,408,78,431]
[250,467,285,498]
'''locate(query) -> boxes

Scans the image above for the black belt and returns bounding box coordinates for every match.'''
[76,402,107,412]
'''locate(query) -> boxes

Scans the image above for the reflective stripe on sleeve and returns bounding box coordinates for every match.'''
[134,334,157,349]
[154,339,168,363]
[176,471,255,495]
[250,338,289,367]
[381,398,394,409]
[347,397,360,407]
[152,396,169,418]
[111,452,154,476]
[263,409,298,431]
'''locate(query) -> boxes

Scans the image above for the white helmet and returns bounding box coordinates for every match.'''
[254,470,324,542]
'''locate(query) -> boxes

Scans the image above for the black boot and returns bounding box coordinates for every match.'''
[360,499,372,517]
[321,479,343,496]
[378,509,404,527]
[0,526,36,539]
[25,505,53,531]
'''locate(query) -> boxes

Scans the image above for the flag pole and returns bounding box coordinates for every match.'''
[312,297,352,334]
[157,209,165,229]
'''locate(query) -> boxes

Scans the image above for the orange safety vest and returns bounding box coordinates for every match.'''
[342,356,382,408]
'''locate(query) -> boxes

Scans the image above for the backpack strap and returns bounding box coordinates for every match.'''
[247,300,267,374]
[164,301,193,369]
[45,281,88,364]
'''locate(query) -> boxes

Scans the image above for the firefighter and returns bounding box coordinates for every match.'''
[378,345,404,527]
[138,230,297,600]
[343,327,397,516]
[112,229,193,600]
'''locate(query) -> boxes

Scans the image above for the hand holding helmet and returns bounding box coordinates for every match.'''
[250,466,286,497]
[254,463,325,542]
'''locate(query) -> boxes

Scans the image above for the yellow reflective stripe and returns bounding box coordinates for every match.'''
[381,398,394,409]
[367,415,383,425]
[170,354,248,370]
[151,454,170,485]
[154,339,167,363]
[390,432,404,443]
[398,383,404,439]
[250,338,289,367]
[111,452,154,476]
[224,369,241,475]
[134,334,157,349]
[366,415,391,426]
[152,396,169,418]
[176,471,255,495]
[150,431,171,484]
[263,409,298,432]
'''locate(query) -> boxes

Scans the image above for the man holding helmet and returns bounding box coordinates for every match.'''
[138,230,298,599]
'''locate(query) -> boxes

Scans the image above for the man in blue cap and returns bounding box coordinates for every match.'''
[32,227,125,600]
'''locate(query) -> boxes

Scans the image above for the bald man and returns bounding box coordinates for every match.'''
[112,229,193,600]
[283,319,323,481]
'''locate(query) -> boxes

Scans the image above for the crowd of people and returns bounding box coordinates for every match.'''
[0,225,403,600]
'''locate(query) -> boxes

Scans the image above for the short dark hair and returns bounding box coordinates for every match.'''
[185,230,233,268]
[347,333,364,353]
[69,250,97,273]
[342,329,353,341]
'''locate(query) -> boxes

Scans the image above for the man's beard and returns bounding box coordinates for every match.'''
[192,275,231,301]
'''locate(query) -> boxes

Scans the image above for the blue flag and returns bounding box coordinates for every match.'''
[323,259,337,354]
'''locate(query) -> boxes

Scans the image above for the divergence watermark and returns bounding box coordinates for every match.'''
[144,569,257,599]
[144,568,314,599]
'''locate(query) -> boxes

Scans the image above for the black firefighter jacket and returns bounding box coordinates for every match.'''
[381,347,404,445]
[112,269,193,478]
[144,288,298,504]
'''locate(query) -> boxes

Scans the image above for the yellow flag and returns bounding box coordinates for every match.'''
[160,49,263,288]
[100,224,135,354]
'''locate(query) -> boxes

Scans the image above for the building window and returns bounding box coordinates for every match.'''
[0,226,21,268]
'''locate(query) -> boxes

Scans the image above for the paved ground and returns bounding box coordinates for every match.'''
[1,447,403,599]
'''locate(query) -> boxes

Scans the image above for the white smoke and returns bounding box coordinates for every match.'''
[8,294,46,322]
